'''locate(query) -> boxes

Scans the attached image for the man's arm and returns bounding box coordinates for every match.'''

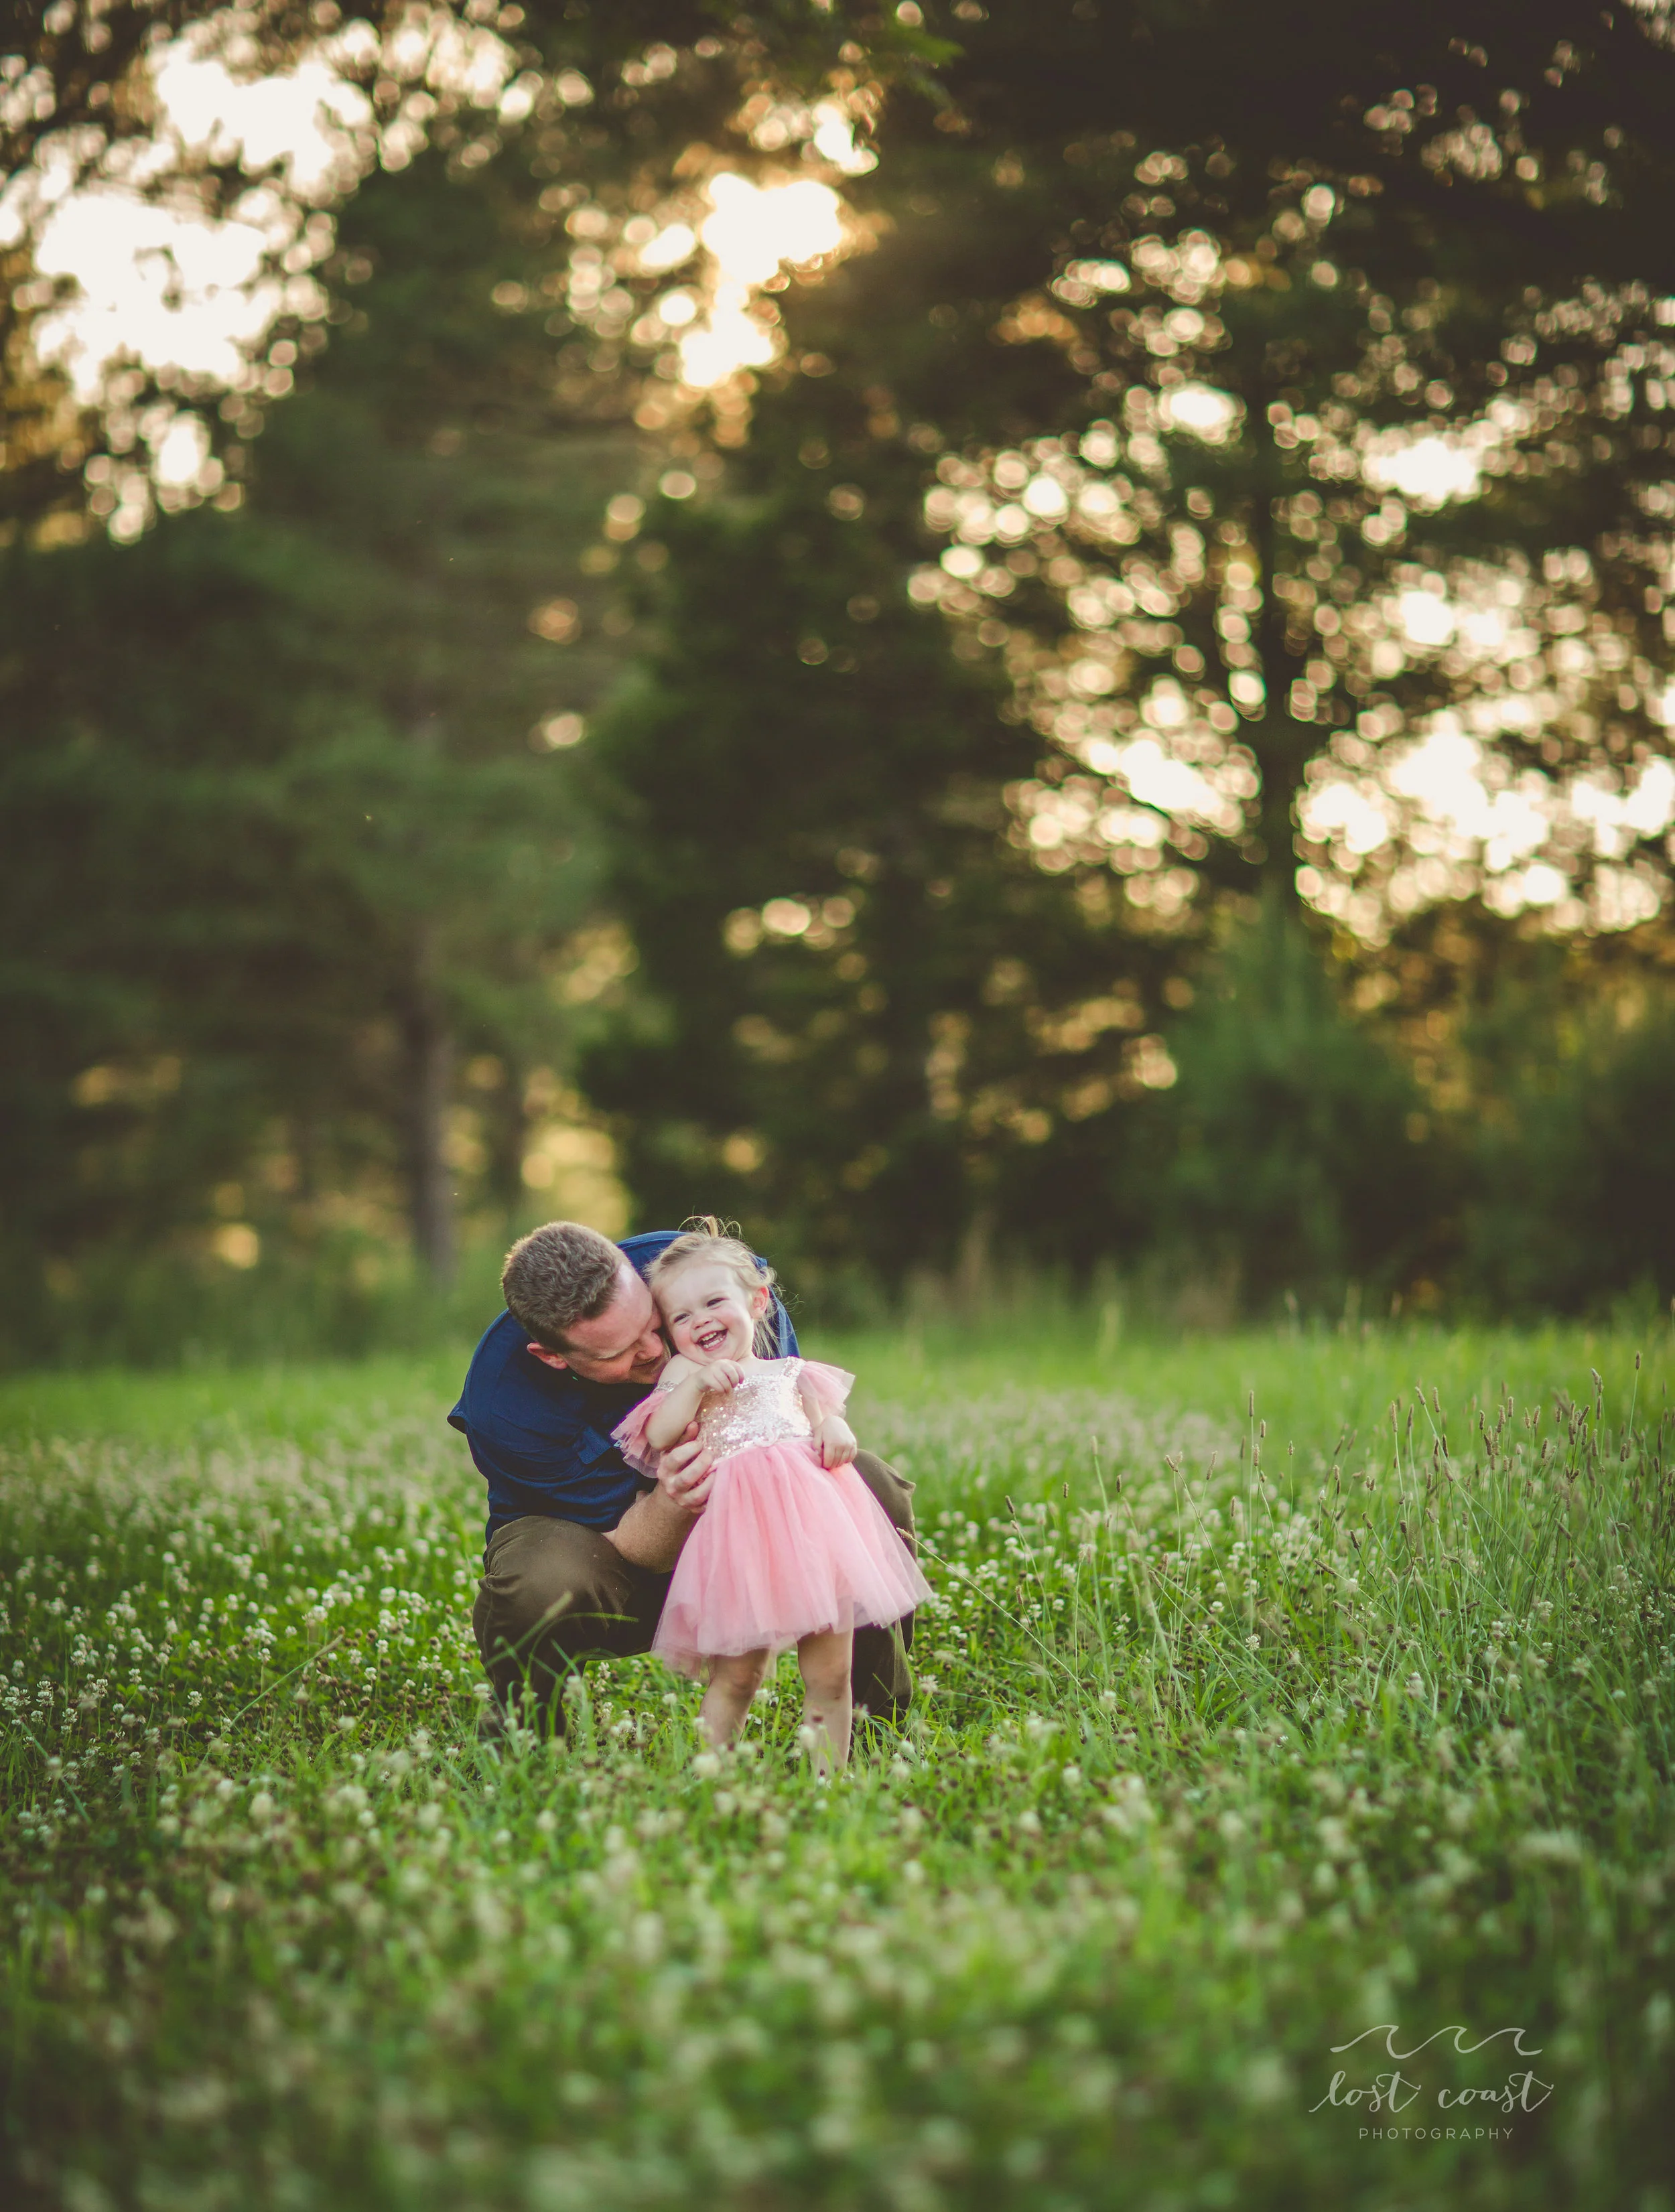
[604,1433,715,1570]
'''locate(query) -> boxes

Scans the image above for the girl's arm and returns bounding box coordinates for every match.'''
[644,1359,710,1451]
[797,1369,858,1470]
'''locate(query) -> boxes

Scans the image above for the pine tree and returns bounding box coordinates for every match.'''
[0,145,628,1351]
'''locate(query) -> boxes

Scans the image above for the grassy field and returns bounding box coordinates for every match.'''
[1,1318,1672,2211]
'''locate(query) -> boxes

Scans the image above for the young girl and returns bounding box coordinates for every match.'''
[612,1227,929,1770]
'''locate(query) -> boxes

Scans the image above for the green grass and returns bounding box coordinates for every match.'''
[0,1354,472,1456]
[4,1313,1666,1459]
[2,1321,1673,2211]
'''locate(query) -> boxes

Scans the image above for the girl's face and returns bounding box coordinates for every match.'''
[655,1260,767,1365]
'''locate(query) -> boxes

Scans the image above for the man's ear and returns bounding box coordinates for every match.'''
[527,1342,570,1372]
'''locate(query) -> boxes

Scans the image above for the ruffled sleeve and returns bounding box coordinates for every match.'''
[611,1389,670,1478]
[797,1359,855,1418]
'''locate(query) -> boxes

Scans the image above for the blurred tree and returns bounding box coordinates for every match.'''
[1,0,330,529]
[580,0,1675,1297]
[3,1,932,1353]
[1159,901,1441,1310]
[582,454,1182,1290]
[1461,984,1675,1315]
[864,1,1675,941]
[1,1,919,531]
[1355,902,1675,1313]
[11,0,1675,1327]
[0,143,626,1352]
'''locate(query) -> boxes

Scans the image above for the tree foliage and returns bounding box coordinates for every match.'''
[7,1,1675,1339]
[581,0,1675,1300]
[0,143,624,1355]
[822,1,1675,938]
[1,1,922,529]
[582,439,1187,1291]
[1,0,328,525]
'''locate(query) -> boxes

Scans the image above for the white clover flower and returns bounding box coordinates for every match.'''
[1517,1827,1583,1864]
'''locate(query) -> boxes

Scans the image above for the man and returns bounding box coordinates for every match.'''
[450,1221,916,1729]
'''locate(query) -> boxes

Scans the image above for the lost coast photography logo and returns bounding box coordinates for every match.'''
[1311,2026,1554,2144]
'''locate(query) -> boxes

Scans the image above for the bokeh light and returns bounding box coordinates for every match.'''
[676,173,846,389]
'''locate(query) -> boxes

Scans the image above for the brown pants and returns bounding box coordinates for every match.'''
[472,1450,917,1728]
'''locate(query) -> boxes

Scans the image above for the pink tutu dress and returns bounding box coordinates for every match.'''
[613,1357,931,1676]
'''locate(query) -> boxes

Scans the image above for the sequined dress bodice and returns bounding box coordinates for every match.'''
[691,1358,811,1463]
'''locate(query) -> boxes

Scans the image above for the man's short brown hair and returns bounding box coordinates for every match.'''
[501,1222,625,1351]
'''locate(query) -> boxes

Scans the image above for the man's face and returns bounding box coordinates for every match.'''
[527,1260,668,1387]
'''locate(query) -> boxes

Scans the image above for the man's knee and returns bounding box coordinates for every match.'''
[474,1517,659,1681]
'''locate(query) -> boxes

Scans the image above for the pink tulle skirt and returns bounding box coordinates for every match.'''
[652,1441,931,1676]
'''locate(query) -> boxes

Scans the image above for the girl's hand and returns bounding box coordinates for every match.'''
[813,1415,857,1469]
[695,1359,745,1394]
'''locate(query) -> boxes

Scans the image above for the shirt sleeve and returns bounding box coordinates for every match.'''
[797,1360,856,1418]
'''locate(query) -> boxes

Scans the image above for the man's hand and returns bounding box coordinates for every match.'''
[813,1415,858,1470]
[657,1431,716,1511]
[604,1428,715,1571]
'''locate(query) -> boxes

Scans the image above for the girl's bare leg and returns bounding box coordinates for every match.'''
[699,1649,770,1750]
[797,1627,854,1774]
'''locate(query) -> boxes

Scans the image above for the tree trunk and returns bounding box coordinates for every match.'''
[403,940,454,1286]
[1248,486,1308,908]
[954,1204,996,1313]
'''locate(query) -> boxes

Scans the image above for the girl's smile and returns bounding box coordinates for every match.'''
[656,1261,766,1364]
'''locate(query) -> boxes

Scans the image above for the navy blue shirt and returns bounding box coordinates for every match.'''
[448,1230,797,1547]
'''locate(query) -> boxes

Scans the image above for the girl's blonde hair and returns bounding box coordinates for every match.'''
[647,1217,780,1355]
